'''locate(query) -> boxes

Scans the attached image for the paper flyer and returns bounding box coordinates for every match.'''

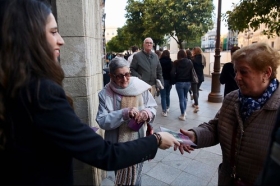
[160,126,197,147]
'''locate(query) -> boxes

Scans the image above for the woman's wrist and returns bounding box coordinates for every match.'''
[153,133,162,147]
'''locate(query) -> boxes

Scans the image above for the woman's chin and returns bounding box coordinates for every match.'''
[120,83,129,88]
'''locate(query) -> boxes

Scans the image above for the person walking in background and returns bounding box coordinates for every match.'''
[192,47,205,93]
[155,50,162,59]
[180,43,280,185]
[220,46,241,97]
[96,57,158,185]
[171,50,193,121]
[130,37,164,97]
[186,49,199,113]
[0,1,181,185]
[159,50,173,117]
[127,45,139,66]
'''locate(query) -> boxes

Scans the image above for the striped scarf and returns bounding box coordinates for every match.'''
[115,95,145,185]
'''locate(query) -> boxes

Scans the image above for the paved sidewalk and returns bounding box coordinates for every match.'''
[101,77,224,186]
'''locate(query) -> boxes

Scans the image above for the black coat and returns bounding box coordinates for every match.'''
[192,54,204,82]
[219,62,239,97]
[171,58,193,83]
[160,56,173,80]
[0,78,158,185]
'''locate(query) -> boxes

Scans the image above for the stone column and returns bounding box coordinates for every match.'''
[56,0,105,185]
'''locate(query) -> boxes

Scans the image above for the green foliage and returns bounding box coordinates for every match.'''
[225,0,280,37]
[106,36,126,53]
[107,0,214,51]
[125,0,166,50]
[139,0,214,49]
[106,26,137,53]
[185,35,201,49]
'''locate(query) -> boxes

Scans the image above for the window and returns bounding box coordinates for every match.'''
[112,32,114,35]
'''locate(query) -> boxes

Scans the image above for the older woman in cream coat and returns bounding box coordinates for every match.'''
[96,57,157,186]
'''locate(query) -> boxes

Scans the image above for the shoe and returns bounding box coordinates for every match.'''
[191,94,193,100]
[178,115,186,121]
[193,105,199,113]
[166,108,170,112]
[192,104,195,108]
[162,112,167,117]
[156,79,164,90]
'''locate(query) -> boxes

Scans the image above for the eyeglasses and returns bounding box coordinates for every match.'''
[113,72,131,80]
[145,42,153,45]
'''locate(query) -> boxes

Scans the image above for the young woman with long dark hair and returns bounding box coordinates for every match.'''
[0,0,181,184]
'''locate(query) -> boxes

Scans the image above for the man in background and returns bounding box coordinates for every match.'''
[130,37,164,97]
[127,45,139,66]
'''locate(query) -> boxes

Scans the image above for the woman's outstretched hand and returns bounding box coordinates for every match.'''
[180,129,196,142]
[175,129,196,154]
[156,132,180,150]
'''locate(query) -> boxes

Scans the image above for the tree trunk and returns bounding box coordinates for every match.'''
[179,42,183,49]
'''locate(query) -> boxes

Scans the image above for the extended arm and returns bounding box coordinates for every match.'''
[33,80,158,170]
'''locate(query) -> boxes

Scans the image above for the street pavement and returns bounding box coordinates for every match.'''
[101,77,224,186]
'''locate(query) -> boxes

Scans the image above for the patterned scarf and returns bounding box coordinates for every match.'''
[109,77,151,186]
[239,79,278,121]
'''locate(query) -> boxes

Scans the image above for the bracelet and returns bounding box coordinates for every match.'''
[153,133,162,147]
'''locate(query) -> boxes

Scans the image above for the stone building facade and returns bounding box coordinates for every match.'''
[47,0,106,185]
[238,24,280,50]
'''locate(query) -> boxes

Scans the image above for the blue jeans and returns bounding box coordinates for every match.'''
[160,80,172,112]
[175,82,191,115]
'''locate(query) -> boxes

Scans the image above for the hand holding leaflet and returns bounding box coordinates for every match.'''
[160,126,197,147]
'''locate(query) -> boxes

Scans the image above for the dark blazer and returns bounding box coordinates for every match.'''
[0,78,158,185]
[219,62,239,97]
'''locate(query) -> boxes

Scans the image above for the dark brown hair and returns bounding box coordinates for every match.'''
[177,49,187,60]
[131,46,138,53]
[155,50,162,58]
[0,0,69,149]
[160,50,170,59]
[185,49,192,59]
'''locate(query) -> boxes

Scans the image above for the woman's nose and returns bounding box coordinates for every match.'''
[58,33,64,45]
[235,72,240,80]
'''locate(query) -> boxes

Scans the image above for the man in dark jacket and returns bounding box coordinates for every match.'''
[130,37,164,97]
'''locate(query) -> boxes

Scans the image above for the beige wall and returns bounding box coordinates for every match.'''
[203,51,231,76]
[105,26,118,43]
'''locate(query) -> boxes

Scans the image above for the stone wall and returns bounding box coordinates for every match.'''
[56,0,105,185]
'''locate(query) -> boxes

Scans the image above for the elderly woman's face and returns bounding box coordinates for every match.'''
[111,67,131,88]
[234,59,270,99]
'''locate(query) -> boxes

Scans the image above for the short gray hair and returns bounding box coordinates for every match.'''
[143,37,153,43]
[109,57,129,73]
